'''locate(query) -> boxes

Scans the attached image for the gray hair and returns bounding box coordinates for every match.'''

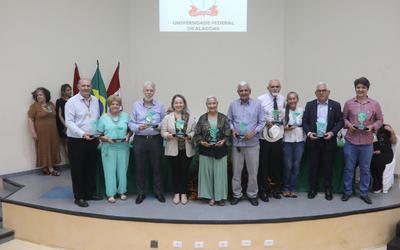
[206,95,218,103]
[78,78,91,87]
[237,81,251,91]
[268,79,281,85]
[315,82,330,91]
[143,81,156,92]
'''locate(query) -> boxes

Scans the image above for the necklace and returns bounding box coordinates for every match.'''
[41,104,53,117]
[110,112,121,125]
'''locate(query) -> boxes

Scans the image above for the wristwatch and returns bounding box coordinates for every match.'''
[252,131,256,135]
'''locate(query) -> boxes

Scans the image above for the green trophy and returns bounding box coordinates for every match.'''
[355,111,368,130]
[316,121,326,137]
[236,121,249,139]
[89,121,104,138]
[145,110,158,128]
[173,120,187,138]
[208,128,219,145]
[292,111,301,126]
[272,110,282,125]
[112,126,125,142]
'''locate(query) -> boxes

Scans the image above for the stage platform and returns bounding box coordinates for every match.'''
[1,166,400,249]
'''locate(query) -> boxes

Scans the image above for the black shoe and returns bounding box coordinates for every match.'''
[341,193,350,202]
[74,199,88,207]
[136,194,146,204]
[259,193,269,202]
[155,194,166,203]
[360,194,372,204]
[230,197,240,205]
[85,194,104,201]
[272,190,281,199]
[249,198,259,206]
[308,188,318,199]
[325,190,333,201]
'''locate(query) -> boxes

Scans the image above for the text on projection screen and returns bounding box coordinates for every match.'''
[160,0,247,32]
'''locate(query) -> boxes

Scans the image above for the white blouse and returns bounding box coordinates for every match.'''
[281,107,306,143]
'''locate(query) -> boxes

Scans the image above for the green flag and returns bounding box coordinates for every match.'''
[91,64,107,116]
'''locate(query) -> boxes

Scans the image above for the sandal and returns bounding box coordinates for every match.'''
[108,196,115,203]
[218,200,226,206]
[209,200,215,206]
[43,167,51,176]
[50,170,60,176]
[120,194,127,201]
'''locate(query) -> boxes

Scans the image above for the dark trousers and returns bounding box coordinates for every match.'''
[370,153,393,191]
[133,135,163,195]
[68,137,97,200]
[309,140,335,191]
[258,139,282,194]
[167,150,193,194]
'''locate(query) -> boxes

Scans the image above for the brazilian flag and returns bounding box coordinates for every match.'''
[91,65,107,116]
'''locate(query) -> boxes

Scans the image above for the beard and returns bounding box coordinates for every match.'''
[144,97,153,102]
[271,92,279,97]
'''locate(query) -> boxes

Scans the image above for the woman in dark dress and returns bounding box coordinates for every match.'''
[56,84,72,156]
[370,124,397,193]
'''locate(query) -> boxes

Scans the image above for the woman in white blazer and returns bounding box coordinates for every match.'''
[161,94,196,205]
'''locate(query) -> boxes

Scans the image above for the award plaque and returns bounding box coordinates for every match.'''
[292,111,301,126]
[355,111,368,130]
[272,110,282,125]
[208,128,219,146]
[145,110,159,128]
[316,121,326,137]
[236,121,249,139]
[173,119,187,137]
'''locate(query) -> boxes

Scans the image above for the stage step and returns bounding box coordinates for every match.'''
[388,221,400,250]
[0,202,15,245]
[0,228,14,245]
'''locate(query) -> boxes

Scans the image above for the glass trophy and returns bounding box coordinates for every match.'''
[173,120,187,137]
[272,110,282,125]
[292,111,301,126]
[316,121,326,137]
[145,110,158,128]
[89,121,104,138]
[236,121,249,139]
[354,111,368,130]
[112,126,125,142]
[208,128,219,146]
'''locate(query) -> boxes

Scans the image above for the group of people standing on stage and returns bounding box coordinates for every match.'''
[28,76,396,208]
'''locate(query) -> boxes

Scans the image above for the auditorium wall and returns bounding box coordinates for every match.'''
[1,0,399,176]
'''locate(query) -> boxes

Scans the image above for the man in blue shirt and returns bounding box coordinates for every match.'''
[128,81,166,204]
[227,82,266,206]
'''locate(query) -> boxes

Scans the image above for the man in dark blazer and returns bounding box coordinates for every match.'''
[303,82,343,201]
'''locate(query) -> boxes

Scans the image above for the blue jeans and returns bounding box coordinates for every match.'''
[343,140,373,196]
[282,141,305,192]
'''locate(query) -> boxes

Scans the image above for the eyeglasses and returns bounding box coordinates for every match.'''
[316,90,328,94]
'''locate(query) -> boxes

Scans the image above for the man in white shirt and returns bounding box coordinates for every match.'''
[65,78,104,207]
[257,79,285,201]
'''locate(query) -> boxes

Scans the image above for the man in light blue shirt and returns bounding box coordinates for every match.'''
[128,81,166,204]
[227,81,266,206]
